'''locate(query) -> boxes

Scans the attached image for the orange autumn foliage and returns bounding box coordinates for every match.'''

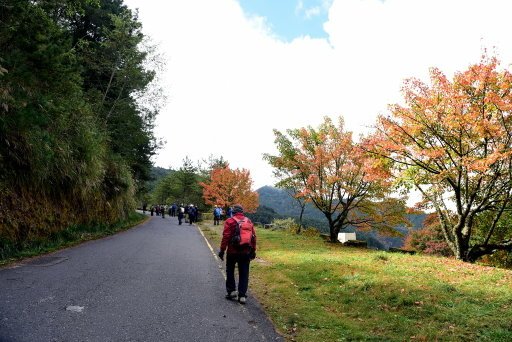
[266,116,406,242]
[200,166,259,213]
[365,54,512,262]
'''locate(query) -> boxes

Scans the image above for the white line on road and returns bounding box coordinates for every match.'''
[195,224,226,280]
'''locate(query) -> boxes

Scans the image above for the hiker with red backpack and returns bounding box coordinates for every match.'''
[217,204,256,304]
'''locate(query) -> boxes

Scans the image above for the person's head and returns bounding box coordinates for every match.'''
[232,204,244,214]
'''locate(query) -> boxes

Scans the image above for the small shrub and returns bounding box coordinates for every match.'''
[374,253,389,262]
[302,227,320,237]
[287,225,301,234]
[404,213,453,257]
[272,218,298,231]
[201,212,214,221]
[481,250,512,269]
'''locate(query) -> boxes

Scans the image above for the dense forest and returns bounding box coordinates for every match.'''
[0,1,160,250]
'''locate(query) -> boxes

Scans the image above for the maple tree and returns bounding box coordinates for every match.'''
[282,183,309,233]
[366,55,512,262]
[200,165,259,213]
[265,116,408,242]
[267,155,309,232]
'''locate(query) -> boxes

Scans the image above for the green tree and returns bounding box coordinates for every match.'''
[198,155,229,178]
[0,0,105,189]
[151,158,205,208]
[0,0,161,248]
[70,0,161,186]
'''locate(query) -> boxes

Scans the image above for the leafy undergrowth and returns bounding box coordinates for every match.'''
[200,223,512,341]
[0,212,147,267]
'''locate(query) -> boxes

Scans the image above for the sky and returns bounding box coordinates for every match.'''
[123,0,512,193]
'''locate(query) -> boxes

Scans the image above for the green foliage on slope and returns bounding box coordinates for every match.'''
[0,0,161,249]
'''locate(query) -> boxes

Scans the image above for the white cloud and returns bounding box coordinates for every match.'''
[295,0,330,19]
[124,0,512,192]
[304,6,321,19]
[295,0,304,14]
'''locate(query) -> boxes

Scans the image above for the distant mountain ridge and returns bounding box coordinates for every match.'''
[256,186,426,250]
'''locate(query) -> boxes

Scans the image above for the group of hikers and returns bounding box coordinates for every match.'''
[143,203,199,225]
[141,203,242,225]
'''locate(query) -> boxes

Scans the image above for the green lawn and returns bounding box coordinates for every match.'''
[199,222,512,341]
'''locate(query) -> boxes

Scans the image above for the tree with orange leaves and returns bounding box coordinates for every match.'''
[200,165,259,213]
[265,116,408,242]
[366,55,512,262]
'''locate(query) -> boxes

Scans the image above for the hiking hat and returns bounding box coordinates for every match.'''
[232,204,244,214]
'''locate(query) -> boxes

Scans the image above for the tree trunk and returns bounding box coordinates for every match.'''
[454,244,467,261]
[330,228,337,242]
[467,239,512,262]
[329,223,341,243]
[298,205,305,234]
[455,226,472,261]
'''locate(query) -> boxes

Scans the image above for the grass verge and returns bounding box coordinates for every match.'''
[0,211,147,267]
[198,222,512,342]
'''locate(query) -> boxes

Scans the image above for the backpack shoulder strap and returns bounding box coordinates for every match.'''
[232,216,245,224]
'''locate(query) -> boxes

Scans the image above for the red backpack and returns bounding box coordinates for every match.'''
[230,217,255,248]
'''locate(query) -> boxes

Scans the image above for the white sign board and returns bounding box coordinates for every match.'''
[337,232,357,243]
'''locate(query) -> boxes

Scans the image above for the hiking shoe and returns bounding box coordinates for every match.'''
[238,296,247,304]
[225,291,238,300]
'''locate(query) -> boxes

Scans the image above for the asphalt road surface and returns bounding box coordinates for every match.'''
[0,214,283,342]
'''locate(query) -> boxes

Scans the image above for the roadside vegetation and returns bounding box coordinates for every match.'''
[1,1,162,254]
[0,212,147,267]
[199,221,512,341]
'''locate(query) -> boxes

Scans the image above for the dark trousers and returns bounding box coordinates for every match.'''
[214,216,220,225]
[226,253,250,297]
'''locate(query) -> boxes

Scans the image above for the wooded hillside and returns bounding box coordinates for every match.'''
[0,0,159,251]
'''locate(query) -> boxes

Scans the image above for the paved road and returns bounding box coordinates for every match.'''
[0,214,282,342]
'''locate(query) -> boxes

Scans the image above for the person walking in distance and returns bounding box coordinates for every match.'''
[177,205,184,225]
[213,205,221,225]
[188,204,196,225]
[217,204,256,304]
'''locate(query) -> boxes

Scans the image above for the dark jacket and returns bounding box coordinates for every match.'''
[220,213,257,255]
